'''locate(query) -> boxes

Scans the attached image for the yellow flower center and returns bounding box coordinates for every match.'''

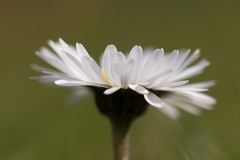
[101,69,110,84]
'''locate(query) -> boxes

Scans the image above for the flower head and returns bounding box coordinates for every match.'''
[32,38,216,119]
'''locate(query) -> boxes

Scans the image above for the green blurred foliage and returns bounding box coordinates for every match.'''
[0,0,239,159]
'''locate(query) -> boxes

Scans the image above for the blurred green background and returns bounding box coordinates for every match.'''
[0,0,239,159]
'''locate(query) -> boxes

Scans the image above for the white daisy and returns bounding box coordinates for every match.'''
[32,38,216,119]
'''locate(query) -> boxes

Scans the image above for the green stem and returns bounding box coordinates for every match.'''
[111,119,131,160]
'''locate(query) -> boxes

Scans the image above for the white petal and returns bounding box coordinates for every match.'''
[127,46,143,83]
[182,81,216,89]
[116,51,126,62]
[110,62,122,86]
[104,87,121,95]
[146,69,172,84]
[159,81,215,93]
[144,92,164,108]
[59,38,70,50]
[180,49,200,69]
[66,87,91,105]
[128,45,143,61]
[129,85,149,95]
[161,86,208,92]
[167,98,201,115]
[62,53,92,81]
[174,59,210,80]
[31,74,74,84]
[76,43,90,57]
[181,91,216,105]
[55,80,87,86]
[141,49,163,81]
[55,79,106,87]
[168,93,215,110]
[152,80,189,90]
[31,65,73,82]
[119,59,134,85]
[101,45,119,84]
[47,42,87,79]
[160,104,180,120]
[59,38,79,58]
[172,49,190,70]
[180,106,201,115]
[48,40,64,57]
[164,50,179,68]
[81,56,104,83]
[35,48,70,74]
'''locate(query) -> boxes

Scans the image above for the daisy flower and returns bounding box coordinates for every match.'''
[32,38,216,119]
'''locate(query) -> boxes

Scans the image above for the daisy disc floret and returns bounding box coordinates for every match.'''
[33,38,216,119]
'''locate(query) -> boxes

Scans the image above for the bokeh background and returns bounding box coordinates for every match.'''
[0,0,240,159]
